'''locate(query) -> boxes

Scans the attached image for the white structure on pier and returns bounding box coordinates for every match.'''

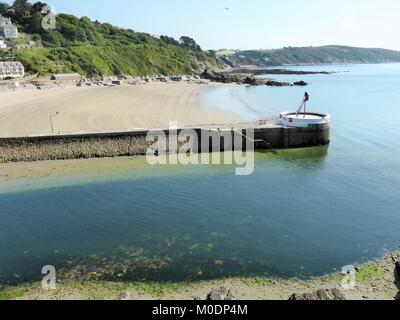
[279,93,331,128]
[280,112,331,128]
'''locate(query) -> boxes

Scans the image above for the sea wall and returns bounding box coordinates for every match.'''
[0,132,150,163]
[0,124,330,163]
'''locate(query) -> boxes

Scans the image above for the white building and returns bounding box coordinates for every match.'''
[3,24,18,39]
[0,15,11,28]
[0,61,25,79]
[0,39,8,49]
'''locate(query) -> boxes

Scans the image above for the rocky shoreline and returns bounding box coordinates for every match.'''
[0,66,325,93]
[201,69,312,86]
[1,252,399,300]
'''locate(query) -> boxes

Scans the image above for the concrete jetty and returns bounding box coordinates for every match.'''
[0,116,330,163]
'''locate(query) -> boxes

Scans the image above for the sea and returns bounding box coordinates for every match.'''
[0,63,399,284]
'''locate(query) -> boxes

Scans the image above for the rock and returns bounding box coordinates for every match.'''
[207,287,236,301]
[289,288,346,301]
[117,291,130,300]
[293,81,308,86]
[201,69,248,84]
[265,80,291,87]
[242,77,269,86]
[395,261,400,300]
[201,69,291,86]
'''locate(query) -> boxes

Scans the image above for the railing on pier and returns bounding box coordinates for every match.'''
[255,115,281,125]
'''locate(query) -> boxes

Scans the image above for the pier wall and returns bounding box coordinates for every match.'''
[0,124,330,163]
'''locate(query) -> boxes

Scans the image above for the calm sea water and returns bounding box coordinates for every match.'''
[1,63,400,284]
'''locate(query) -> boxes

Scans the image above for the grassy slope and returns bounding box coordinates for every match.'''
[1,13,217,76]
[14,44,205,76]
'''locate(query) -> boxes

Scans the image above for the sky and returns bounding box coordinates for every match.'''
[4,0,400,51]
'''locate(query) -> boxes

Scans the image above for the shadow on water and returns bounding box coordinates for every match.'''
[0,146,330,194]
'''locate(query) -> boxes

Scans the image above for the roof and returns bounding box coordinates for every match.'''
[0,61,24,67]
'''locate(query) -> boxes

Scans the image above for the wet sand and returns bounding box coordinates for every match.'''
[0,83,240,137]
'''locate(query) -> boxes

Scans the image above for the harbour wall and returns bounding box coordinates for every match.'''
[0,124,330,163]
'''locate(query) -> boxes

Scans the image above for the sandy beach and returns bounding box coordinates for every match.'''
[0,83,240,137]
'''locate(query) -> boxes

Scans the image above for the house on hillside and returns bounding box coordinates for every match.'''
[0,39,8,50]
[0,15,11,28]
[0,15,18,39]
[3,24,18,39]
[0,61,25,79]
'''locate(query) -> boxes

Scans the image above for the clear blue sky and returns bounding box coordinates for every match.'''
[4,0,400,50]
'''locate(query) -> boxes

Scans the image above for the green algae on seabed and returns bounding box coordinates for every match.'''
[0,255,392,300]
[0,287,26,300]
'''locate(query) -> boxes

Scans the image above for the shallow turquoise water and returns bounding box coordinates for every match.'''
[1,64,400,284]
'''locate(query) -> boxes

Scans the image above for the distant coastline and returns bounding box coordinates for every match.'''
[217,46,400,69]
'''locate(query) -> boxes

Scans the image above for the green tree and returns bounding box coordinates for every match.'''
[29,11,42,33]
[31,1,47,13]
[160,35,179,46]
[11,0,32,20]
[0,2,10,15]
[179,36,202,52]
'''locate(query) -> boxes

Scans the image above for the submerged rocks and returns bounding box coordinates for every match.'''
[289,288,346,301]
[293,81,308,86]
[207,287,236,300]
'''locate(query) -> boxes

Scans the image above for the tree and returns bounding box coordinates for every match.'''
[160,35,180,46]
[179,36,202,52]
[0,2,10,16]
[31,1,47,13]
[29,11,42,33]
[11,0,32,20]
